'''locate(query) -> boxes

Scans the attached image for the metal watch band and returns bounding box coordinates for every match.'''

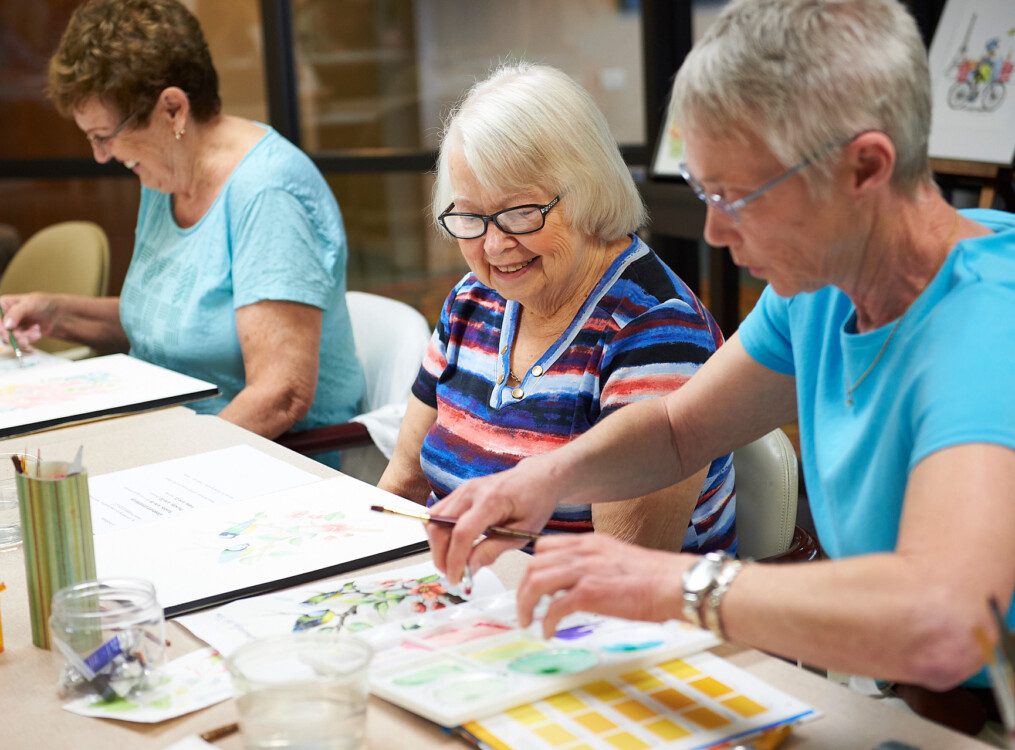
[681,551,729,629]
[682,592,706,628]
[704,559,745,640]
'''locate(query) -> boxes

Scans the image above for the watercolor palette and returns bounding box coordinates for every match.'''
[365,591,719,728]
[460,650,819,750]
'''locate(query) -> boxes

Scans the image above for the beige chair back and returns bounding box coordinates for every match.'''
[733,428,800,560]
[0,221,110,355]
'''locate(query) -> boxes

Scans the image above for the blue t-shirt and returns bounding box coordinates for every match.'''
[738,208,1015,681]
[120,125,363,435]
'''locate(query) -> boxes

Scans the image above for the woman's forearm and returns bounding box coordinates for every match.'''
[51,295,128,351]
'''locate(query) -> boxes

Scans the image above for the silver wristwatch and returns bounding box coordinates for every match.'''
[681,551,729,628]
[704,559,744,639]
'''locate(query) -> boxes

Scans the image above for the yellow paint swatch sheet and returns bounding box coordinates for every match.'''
[462,651,818,750]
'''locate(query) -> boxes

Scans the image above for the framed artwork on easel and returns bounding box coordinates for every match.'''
[927,0,1015,165]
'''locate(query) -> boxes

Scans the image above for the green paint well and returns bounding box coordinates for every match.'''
[507,648,598,676]
[392,661,466,686]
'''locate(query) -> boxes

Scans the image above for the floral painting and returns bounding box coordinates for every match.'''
[293,572,466,633]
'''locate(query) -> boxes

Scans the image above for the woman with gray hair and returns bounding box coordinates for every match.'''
[428,1,1014,736]
[379,63,735,554]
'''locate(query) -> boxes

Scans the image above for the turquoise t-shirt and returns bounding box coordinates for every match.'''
[120,125,363,438]
[738,208,1015,683]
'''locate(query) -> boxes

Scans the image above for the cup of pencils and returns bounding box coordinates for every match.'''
[14,452,96,649]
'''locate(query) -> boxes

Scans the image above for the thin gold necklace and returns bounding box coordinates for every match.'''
[844,209,961,407]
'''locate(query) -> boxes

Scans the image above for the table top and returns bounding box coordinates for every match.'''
[0,408,988,748]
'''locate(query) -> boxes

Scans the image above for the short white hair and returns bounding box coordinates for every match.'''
[433,62,646,241]
[670,0,932,194]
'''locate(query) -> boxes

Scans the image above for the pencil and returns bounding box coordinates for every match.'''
[370,504,541,541]
[200,722,239,742]
[0,305,24,368]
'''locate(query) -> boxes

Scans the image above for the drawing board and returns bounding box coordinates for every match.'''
[0,353,218,437]
[90,448,429,616]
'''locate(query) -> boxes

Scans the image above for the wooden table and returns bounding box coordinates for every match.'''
[0,409,990,748]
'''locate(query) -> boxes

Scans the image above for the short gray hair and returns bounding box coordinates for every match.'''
[433,62,646,241]
[670,0,932,194]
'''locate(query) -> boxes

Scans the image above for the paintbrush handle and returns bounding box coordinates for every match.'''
[427,513,539,541]
[372,506,540,541]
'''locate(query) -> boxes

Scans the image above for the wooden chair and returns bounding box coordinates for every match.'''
[733,428,820,562]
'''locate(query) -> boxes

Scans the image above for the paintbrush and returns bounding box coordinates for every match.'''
[978,598,1015,736]
[370,504,541,541]
[0,304,25,368]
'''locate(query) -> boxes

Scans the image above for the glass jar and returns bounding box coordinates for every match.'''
[49,578,166,700]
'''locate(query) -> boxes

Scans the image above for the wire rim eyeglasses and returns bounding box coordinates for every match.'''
[678,159,810,223]
[86,111,137,149]
[438,195,561,239]
[679,131,875,223]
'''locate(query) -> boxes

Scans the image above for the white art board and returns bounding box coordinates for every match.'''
[928,0,1015,164]
[177,560,505,657]
[0,346,67,375]
[90,447,429,616]
[0,353,218,438]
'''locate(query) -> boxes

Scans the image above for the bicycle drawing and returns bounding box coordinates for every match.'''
[944,13,1013,113]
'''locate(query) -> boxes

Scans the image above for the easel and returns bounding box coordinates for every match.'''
[930,157,1013,208]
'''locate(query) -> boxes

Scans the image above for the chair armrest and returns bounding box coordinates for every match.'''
[757,525,822,563]
[276,421,373,454]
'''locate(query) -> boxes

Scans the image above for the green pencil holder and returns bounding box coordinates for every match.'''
[16,460,96,649]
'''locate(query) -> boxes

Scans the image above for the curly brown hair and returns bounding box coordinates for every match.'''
[47,0,221,124]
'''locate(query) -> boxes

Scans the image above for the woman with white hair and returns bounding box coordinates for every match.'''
[379,63,735,554]
[427,0,1014,736]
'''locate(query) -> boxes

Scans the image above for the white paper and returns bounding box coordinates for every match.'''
[94,472,429,613]
[0,346,68,374]
[928,0,1015,164]
[88,445,322,534]
[177,560,505,657]
[62,648,232,724]
[0,353,216,437]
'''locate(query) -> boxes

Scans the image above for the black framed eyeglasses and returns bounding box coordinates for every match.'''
[86,110,137,149]
[438,195,561,239]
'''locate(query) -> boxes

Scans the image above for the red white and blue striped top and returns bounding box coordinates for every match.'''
[412,236,736,553]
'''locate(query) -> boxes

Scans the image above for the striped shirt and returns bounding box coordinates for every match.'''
[412,236,736,553]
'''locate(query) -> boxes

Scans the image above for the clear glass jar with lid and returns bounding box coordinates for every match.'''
[49,577,166,699]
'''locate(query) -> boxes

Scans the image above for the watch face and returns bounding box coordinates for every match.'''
[684,558,722,593]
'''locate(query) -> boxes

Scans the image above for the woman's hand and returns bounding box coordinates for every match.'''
[427,455,562,585]
[517,533,692,638]
[0,292,59,349]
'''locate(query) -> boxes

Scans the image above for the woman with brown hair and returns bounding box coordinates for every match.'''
[3,0,362,453]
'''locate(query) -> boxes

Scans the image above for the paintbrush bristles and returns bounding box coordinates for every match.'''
[370,504,431,522]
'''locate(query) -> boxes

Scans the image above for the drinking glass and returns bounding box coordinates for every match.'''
[226,631,373,750]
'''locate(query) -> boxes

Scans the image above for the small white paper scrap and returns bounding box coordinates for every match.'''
[62,647,232,724]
